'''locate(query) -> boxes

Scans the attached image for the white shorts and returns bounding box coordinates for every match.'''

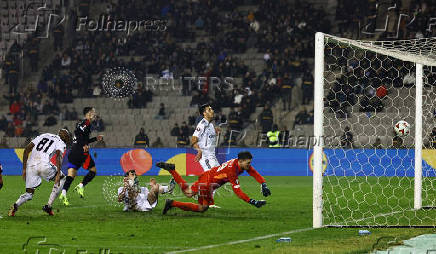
[199,154,220,172]
[117,187,157,212]
[26,163,57,189]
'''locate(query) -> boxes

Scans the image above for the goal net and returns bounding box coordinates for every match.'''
[313,33,436,228]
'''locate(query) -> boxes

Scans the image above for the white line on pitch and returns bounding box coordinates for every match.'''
[165,227,314,254]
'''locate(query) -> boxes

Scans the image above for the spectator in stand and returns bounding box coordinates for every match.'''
[152,137,164,148]
[94,139,107,148]
[180,122,190,137]
[22,124,35,138]
[10,100,21,115]
[61,53,71,69]
[259,105,273,133]
[7,62,19,94]
[61,106,69,121]
[93,85,102,97]
[340,126,354,148]
[6,122,15,137]
[176,135,189,147]
[281,73,293,111]
[293,108,311,128]
[43,114,57,127]
[134,128,150,147]
[70,107,78,120]
[0,116,8,131]
[376,85,387,99]
[228,107,242,131]
[267,124,280,148]
[170,124,180,137]
[53,24,64,51]
[155,103,167,119]
[92,116,105,132]
[222,130,237,146]
[14,124,24,137]
[28,37,40,72]
[302,71,313,105]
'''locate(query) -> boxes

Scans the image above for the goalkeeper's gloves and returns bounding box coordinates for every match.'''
[261,183,271,197]
[249,199,267,208]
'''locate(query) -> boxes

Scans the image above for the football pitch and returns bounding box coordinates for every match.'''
[1,176,435,254]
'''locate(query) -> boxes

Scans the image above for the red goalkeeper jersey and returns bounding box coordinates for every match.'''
[200,158,266,202]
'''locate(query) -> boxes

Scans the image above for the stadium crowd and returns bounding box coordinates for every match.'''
[1,0,435,148]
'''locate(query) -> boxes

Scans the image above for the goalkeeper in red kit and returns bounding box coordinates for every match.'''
[156,151,271,214]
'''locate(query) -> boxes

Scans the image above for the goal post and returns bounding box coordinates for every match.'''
[313,32,325,229]
[313,32,436,228]
[414,63,423,210]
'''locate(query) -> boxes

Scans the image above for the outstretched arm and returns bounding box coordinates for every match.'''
[230,178,267,208]
[54,150,63,186]
[22,142,35,181]
[246,166,266,184]
[247,167,271,197]
[191,136,202,162]
[230,178,250,202]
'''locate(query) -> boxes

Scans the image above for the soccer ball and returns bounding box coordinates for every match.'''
[394,120,410,137]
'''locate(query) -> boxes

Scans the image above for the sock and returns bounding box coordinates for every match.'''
[82,171,96,187]
[16,192,33,207]
[78,183,84,188]
[169,170,188,191]
[172,201,201,212]
[159,185,169,194]
[48,176,66,206]
[62,176,74,193]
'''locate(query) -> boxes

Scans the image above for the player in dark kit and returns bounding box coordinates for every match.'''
[59,107,103,206]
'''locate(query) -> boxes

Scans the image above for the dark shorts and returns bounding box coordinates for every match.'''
[67,149,95,170]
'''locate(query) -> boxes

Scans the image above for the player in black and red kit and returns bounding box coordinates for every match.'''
[59,107,103,205]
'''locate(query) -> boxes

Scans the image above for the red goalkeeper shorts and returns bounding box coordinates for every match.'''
[191,173,215,206]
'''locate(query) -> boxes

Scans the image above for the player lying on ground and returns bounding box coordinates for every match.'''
[156,151,271,214]
[0,164,3,190]
[60,107,103,205]
[117,170,176,212]
[9,129,71,216]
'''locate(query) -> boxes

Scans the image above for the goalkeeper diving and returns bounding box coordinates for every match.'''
[156,151,271,214]
[118,170,175,212]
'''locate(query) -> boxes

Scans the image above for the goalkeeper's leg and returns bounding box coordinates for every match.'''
[156,162,194,197]
[163,199,209,214]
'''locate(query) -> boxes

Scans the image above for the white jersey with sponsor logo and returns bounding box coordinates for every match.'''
[28,133,66,167]
[193,118,217,154]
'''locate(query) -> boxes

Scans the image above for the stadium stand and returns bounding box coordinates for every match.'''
[0,0,434,148]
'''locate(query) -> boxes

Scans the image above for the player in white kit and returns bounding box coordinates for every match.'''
[117,170,175,212]
[191,104,221,208]
[8,129,71,216]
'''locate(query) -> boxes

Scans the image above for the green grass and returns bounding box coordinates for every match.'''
[0,176,435,254]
